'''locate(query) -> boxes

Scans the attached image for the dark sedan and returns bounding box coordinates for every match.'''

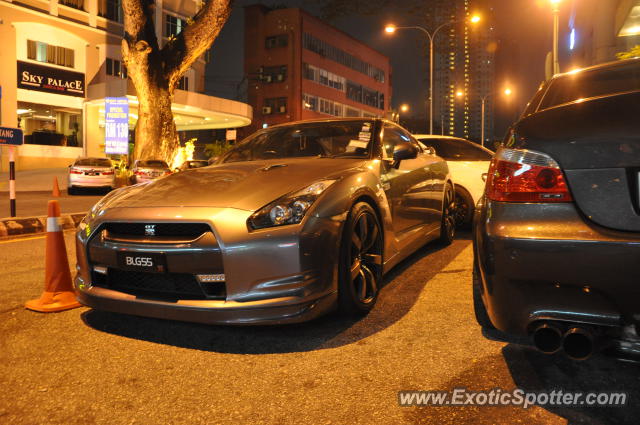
[473,58,640,360]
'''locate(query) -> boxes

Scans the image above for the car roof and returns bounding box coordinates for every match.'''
[267,117,384,129]
[552,57,639,79]
[412,134,494,154]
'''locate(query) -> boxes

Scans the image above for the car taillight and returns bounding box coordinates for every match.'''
[486,148,572,203]
[70,167,83,174]
[102,170,114,175]
[135,170,145,176]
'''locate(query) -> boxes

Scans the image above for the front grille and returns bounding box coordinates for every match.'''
[104,222,211,238]
[94,269,225,301]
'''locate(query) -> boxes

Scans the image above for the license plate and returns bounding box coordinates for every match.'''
[86,172,99,176]
[117,252,166,272]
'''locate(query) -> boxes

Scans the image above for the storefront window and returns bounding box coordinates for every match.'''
[17,102,83,147]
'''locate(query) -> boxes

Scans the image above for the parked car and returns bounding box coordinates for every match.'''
[75,118,455,325]
[473,58,640,361]
[176,160,209,172]
[414,135,493,227]
[67,157,116,195]
[130,159,171,184]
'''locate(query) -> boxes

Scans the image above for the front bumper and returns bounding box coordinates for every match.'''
[474,199,640,336]
[75,207,343,325]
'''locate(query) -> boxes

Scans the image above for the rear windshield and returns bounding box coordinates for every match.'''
[187,161,208,168]
[539,62,640,110]
[74,158,112,167]
[418,138,493,161]
[138,160,168,168]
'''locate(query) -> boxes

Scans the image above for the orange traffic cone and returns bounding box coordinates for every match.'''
[52,177,61,197]
[25,200,81,312]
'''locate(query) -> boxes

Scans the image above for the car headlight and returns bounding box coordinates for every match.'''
[248,180,337,230]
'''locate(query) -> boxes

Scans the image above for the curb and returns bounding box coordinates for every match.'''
[0,212,86,239]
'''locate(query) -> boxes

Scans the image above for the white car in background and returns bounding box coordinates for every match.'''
[68,157,116,195]
[414,135,493,227]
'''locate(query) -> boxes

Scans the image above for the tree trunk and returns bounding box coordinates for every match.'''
[121,0,231,163]
[133,85,178,162]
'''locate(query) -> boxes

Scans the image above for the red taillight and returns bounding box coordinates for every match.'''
[486,148,573,203]
[135,170,145,176]
[69,167,83,174]
[102,170,114,175]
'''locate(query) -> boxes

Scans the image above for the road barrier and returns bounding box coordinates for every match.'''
[25,200,81,312]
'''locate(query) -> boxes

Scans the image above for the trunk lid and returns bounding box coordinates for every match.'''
[515,91,640,232]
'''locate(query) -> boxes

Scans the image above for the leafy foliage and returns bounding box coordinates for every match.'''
[617,45,640,60]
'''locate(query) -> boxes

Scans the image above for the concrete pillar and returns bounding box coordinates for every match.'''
[87,0,98,28]
[50,0,59,17]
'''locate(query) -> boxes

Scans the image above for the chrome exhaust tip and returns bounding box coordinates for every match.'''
[563,327,594,361]
[532,323,563,354]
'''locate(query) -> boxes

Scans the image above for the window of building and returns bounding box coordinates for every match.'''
[106,58,127,79]
[17,101,83,147]
[98,0,123,23]
[265,34,288,49]
[263,97,288,115]
[166,14,186,38]
[302,33,385,82]
[27,40,74,68]
[177,76,189,91]
[303,63,346,92]
[59,0,85,11]
[260,66,287,84]
[303,94,318,112]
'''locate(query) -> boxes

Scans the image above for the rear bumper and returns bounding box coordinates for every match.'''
[69,176,115,188]
[474,198,640,336]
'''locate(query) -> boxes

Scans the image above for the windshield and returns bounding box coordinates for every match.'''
[221,121,374,163]
[187,161,208,168]
[418,138,493,161]
[138,160,168,168]
[74,158,112,167]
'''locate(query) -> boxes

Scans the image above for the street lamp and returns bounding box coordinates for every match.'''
[479,88,513,147]
[400,104,409,113]
[385,14,480,134]
[550,0,562,75]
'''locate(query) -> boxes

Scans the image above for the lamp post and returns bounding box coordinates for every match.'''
[385,15,480,135]
[550,0,561,75]
[480,88,512,147]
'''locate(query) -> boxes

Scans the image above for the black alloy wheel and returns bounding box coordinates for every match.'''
[338,202,383,315]
[438,184,456,245]
[453,187,474,228]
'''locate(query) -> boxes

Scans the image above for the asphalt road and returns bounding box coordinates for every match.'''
[1,232,638,424]
[0,191,104,220]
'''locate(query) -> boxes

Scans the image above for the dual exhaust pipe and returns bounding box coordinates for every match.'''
[532,323,597,361]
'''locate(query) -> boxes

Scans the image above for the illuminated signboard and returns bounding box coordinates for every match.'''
[105,97,129,155]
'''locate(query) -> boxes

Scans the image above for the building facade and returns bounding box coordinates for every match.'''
[566,0,640,68]
[0,0,252,170]
[244,5,392,134]
[431,0,495,143]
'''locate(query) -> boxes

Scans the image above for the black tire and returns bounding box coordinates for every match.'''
[472,265,495,330]
[453,186,474,228]
[438,184,456,245]
[338,202,383,315]
[68,186,77,196]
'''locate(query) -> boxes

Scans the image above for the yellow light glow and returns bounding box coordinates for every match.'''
[400,104,409,112]
[504,88,512,96]
[384,25,397,34]
[456,90,464,97]
[470,15,481,24]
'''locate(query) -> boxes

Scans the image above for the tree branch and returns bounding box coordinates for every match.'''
[163,0,231,88]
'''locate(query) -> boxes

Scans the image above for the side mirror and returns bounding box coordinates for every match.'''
[392,142,418,168]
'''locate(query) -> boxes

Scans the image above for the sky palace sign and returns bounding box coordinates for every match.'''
[17,61,85,97]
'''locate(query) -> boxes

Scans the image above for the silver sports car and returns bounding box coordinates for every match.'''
[75,118,454,325]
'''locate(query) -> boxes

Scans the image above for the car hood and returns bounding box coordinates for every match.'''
[106,158,366,211]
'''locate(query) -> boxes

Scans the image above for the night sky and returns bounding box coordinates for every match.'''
[206,0,560,140]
